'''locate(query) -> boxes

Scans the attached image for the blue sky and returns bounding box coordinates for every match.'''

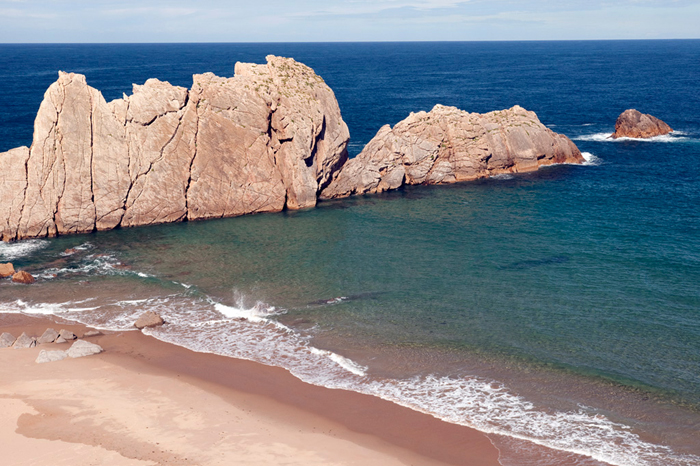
[1,0,699,42]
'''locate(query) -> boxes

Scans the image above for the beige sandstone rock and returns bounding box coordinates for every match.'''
[0,56,349,241]
[12,332,36,349]
[36,349,68,363]
[0,332,15,347]
[12,271,35,284]
[66,339,103,358]
[321,105,583,199]
[37,328,59,344]
[0,262,15,278]
[58,329,77,341]
[134,311,164,329]
[611,109,672,139]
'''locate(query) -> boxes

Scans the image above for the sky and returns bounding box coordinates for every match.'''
[1,0,699,42]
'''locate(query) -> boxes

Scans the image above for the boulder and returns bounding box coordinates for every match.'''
[84,330,102,337]
[0,262,15,278]
[321,105,583,199]
[12,332,37,349]
[58,329,77,340]
[36,349,68,363]
[37,328,60,344]
[66,340,103,358]
[0,56,349,241]
[134,311,164,329]
[12,270,35,284]
[611,109,672,139]
[55,336,68,344]
[0,332,15,348]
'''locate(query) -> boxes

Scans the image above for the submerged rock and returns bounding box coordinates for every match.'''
[12,332,37,349]
[321,105,583,199]
[0,332,16,347]
[66,339,103,358]
[36,349,68,363]
[0,56,349,241]
[611,109,672,139]
[38,328,60,344]
[0,262,15,278]
[11,270,34,284]
[134,311,164,329]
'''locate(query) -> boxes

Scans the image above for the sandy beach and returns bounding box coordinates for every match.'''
[0,313,501,466]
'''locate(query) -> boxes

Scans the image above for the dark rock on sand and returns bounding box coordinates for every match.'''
[611,109,672,139]
[0,262,15,278]
[38,328,60,344]
[12,270,35,284]
[0,332,16,347]
[12,332,37,349]
[134,311,164,329]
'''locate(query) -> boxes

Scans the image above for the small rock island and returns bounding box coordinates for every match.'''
[0,57,584,241]
[611,109,673,139]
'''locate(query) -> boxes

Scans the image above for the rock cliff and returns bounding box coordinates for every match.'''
[320,105,583,199]
[611,109,672,139]
[0,56,349,241]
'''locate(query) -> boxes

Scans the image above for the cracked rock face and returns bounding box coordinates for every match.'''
[611,109,672,139]
[0,56,349,240]
[321,105,583,199]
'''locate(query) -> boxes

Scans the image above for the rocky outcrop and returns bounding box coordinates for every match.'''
[12,271,35,284]
[321,105,583,199]
[0,56,349,241]
[134,311,164,329]
[611,109,672,139]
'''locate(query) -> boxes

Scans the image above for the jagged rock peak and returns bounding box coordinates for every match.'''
[321,104,583,199]
[0,56,349,241]
[611,109,672,139]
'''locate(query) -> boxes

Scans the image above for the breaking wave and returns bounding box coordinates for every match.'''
[0,239,49,261]
[573,132,692,143]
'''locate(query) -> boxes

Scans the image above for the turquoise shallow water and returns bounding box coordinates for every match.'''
[1,41,699,465]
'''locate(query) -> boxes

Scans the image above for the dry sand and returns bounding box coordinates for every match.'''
[0,314,501,466]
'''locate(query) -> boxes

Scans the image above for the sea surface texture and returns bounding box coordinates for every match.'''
[1,41,699,466]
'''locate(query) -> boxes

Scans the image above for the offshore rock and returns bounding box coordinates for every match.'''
[611,109,672,139]
[321,105,583,199]
[0,56,349,240]
[0,262,15,278]
[12,271,35,284]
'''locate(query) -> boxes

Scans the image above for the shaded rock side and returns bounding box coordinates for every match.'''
[0,56,349,240]
[611,109,672,139]
[321,105,583,199]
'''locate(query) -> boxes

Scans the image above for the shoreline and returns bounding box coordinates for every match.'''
[1,313,501,466]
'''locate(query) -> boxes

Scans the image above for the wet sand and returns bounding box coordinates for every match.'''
[0,313,501,465]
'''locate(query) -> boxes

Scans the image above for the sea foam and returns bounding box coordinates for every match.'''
[0,239,49,261]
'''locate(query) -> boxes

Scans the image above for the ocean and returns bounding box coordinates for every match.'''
[1,41,699,465]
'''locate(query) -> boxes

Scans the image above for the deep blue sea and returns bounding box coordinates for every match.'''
[1,41,699,465]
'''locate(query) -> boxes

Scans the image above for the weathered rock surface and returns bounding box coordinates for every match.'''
[66,339,103,358]
[36,349,68,363]
[611,109,672,139]
[12,270,35,284]
[0,332,15,347]
[12,332,37,349]
[38,328,60,344]
[134,311,164,329]
[55,336,68,344]
[0,262,15,277]
[58,329,77,340]
[0,56,349,240]
[321,105,583,199]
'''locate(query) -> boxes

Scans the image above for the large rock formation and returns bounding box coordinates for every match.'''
[321,105,583,199]
[611,109,672,139]
[0,56,349,241]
